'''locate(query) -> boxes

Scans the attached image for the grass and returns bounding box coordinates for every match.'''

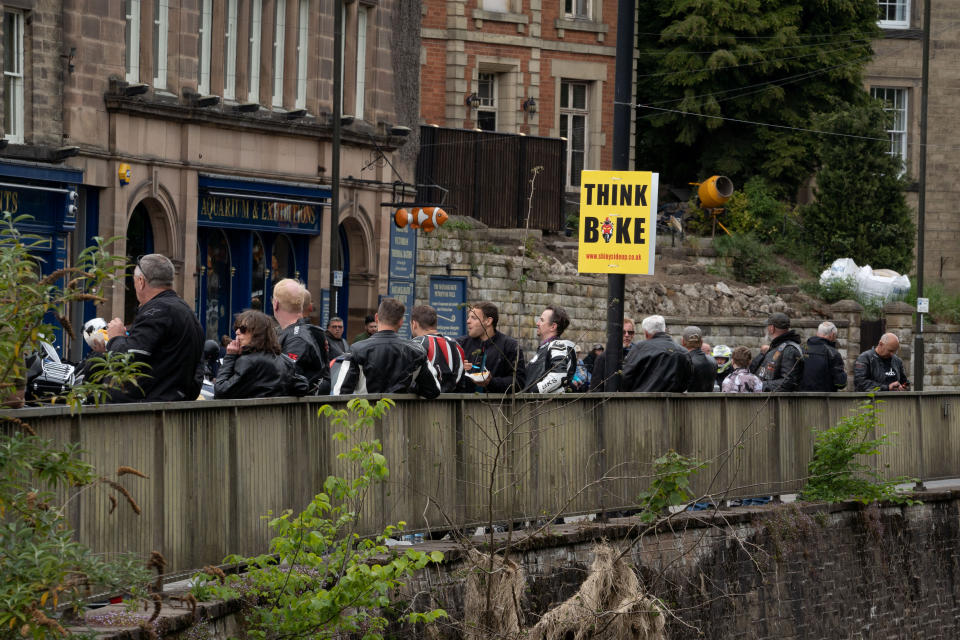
[903,281,960,325]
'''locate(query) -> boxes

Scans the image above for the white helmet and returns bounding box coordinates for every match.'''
[712,344,732,374]
[83,317,108,349]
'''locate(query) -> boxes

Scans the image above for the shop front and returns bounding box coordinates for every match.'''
[1,160,82,354]
[195,175,330,341]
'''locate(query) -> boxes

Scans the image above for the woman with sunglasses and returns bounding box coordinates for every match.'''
[214,310,304,399]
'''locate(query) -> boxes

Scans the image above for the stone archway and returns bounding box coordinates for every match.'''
[123,195,177,322]
[339,207,377,336]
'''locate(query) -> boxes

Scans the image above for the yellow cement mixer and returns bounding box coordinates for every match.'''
[692,175,735,236]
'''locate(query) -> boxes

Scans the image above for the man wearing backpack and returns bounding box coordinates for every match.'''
[750,312,804,392]
[410,304,465,393]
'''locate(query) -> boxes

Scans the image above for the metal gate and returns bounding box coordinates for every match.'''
[860,317,886,354]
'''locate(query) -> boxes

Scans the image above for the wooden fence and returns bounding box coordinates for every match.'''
[5,392,956,574]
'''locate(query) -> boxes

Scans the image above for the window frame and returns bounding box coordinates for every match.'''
[559,80,589,189]
[3,9,24,144]
[198,0,212,94]
[153,0,169,89]
[224,0,238,100]
[476,72,497,131]
[125,0,141,83]
[871,86,908,173]
[564,0,591,20]
[295,0,309,109]
[272,0,285,108]
[248,0,262,103]
[354,5,366,118]
[877,0,909,29]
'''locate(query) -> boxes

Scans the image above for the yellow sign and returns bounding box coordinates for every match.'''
[577,170,658,275]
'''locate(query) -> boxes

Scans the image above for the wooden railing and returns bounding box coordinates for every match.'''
[5,392,955,573]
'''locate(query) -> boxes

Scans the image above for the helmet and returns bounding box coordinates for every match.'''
[204,339,221,360]
[712,344,732,374]
[82,317,108,348]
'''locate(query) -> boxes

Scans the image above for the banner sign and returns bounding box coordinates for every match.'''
[429,276,466,338]
[577,170,658,275]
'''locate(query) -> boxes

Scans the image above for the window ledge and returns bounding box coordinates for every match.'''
[471,9,528,24]
[554,17,608,34]
[880,27,922,39]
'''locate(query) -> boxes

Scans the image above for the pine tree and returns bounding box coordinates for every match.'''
[802,98,915,273]
[635,0,880,198]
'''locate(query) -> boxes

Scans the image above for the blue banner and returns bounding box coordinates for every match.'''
[429,276,466,338]
[387,279,415,339]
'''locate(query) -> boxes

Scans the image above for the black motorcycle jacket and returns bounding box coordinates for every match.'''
[620,332,692,393]
[330,330,441,398]
[750,329,804,392]
[458,331,527,393]
[687,349,717,392]
[523,337,577,393]
[854,348,909,392]
[214,350,303,399]
[278,319,329,389]
[799,336,847,392]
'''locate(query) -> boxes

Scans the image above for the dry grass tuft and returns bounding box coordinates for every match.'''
[463,550,525,640]
[117,465,149,479]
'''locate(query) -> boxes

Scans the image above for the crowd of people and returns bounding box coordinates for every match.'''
[96,253,911,404]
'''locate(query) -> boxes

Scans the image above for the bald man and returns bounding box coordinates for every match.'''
[854,332,910,392]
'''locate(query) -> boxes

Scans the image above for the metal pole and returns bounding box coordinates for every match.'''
[328,0,343,322]
[913,0,931,391]
[602,0,635,391]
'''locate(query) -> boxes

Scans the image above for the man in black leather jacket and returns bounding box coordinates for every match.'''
[854,332,910,392]
[274,279,329,393]
[681,326,716,392]
[331,298,441,398]
[458,301,526,394]
[523,305,577,393]
[620,315,692,392]
[799,321,848,392]
[750,312,804,392]
[105,254,204,402]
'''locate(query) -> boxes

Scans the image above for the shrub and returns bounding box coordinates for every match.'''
[713,233,793,286]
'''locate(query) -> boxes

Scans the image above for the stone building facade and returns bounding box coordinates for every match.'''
[419,0,632,200]
[3,0,422,353]
[866,0,960,289]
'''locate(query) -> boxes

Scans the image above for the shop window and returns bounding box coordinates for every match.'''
[878,0,909,28]
[194,241,202,318]
[251,233,266,311]
[271,234,296,281]
[206,230,233,342]
[198,0,212,94]
[871,86,908,173]
[125,0,140,83]
[224,0,238,99]
[248,0,262,103]
[295,0,309,109]
[272,0,285,107]
[477,72,497,131]
[153,0,169,89]
[559,80,588,188]
[3,10,23,144]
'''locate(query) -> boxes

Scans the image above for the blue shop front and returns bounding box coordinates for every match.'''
[1,160,83,353]
[194,175,331,342]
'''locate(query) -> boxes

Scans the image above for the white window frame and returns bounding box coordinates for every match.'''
[559,80,589,189]
[295,0,309,109]
[483,0,508,13]
[224,0,238,99]
[564,0,591,20]
[871,86,908,173]
[476,72,497,131]
[125,0,141,83]
[354,6,366,118]
[272,0,285,108]
[198,0,212,94]
[153,0,169,89]
[877,0,909,29]
[3,10,24,143]
[248,0,262,103]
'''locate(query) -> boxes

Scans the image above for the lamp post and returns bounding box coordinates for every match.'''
[328,0,343,323]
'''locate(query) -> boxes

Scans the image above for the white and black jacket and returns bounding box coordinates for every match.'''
[523,337,577,393]
[330,330,441,398]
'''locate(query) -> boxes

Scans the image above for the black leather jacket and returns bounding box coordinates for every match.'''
[107,289,204,402]
[854,348,909,392]
[750,329,804,392]
[458,331,526,393]
[799,336,847,392]
[278,319,329,389]
[330,330,441,398]
[523,337,577,393]
[620,332,692,393]
[687,349,717,392]
[325,330,350,359]
[214,350,302,399]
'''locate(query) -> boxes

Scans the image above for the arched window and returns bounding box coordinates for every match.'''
[206,230,232,341]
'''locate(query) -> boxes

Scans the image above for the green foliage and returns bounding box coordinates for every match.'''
[443,219,474,231]
[635,0,879,199]
[799,276,886,320]
[0,213,143,411]
[713,232,793,286]
[801,99,915,273]
[212,399,446,640]
[904,281,960,325]
[802,399,918,505]
[0,432,153,637]
[724,176,792,241]
[636,451,704,523]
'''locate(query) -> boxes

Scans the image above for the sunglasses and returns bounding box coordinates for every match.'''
[623,330,636,336]
[234,325,248,334]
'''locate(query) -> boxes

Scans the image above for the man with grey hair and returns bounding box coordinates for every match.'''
[682,326,716,392]
[620,315,692,392]
[799,321,847,392]
[104,254,204,402]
